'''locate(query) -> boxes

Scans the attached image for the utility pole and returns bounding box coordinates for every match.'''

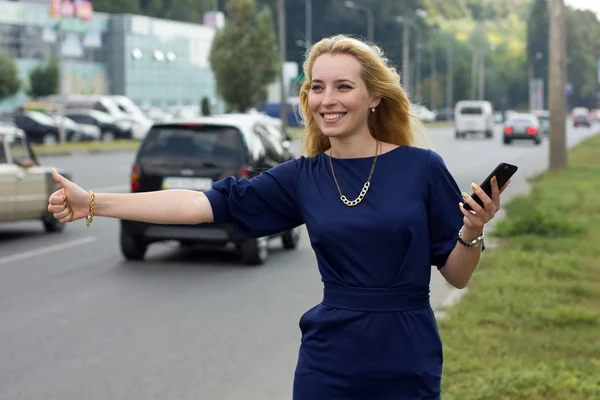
[549,0,567,170]
[277,0,288,135]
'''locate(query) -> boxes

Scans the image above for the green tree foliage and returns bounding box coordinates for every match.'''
[201,96,212,116]
[208,0,280,112]
[88,0,600,109]
[565,8,600,108]
[0,50,21,102]
[27,58,60,99]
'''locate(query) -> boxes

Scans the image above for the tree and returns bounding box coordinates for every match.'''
[27,58,60,99]
[0,51,21,102]
[565,8,600,108]
[527,0,549,107]
[201,96,212,116]
[209,0,280,112]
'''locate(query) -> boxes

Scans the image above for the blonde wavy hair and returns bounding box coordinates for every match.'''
[298,35,422,157]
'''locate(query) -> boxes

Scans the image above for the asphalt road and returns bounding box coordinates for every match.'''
[0,121,597,399]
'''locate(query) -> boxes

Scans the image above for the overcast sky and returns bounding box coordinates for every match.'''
[564,0,600,17]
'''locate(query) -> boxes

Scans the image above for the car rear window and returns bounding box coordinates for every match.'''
[460,107,483,115]
[510,118,535,125]
[139,125,245,161]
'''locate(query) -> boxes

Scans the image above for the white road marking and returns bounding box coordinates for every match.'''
[0,237,97,265]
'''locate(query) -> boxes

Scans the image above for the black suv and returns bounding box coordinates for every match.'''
[119,115,300,265]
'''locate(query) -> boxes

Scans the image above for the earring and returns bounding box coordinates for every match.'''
[371,107,376,112]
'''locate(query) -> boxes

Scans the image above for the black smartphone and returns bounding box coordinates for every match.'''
[463,162,518,211]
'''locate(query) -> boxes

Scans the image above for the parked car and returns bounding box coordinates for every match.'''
[63,109,133,140]
[119,116,301,265]
[503,113,542,145]
[212,113,295,160]
[13,111,77,145]
[454,100,494,139]
[0,125,71,232]
[411,104,436,122]
[573,113,591,128]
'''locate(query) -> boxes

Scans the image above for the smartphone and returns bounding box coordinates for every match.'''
[463,162,518,211]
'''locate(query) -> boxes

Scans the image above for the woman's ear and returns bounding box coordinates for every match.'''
[370,96,382,109]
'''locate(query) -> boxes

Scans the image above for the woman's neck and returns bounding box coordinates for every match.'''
[329,133,378,159]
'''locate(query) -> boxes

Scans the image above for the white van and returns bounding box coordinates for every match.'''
[454,100,494,139]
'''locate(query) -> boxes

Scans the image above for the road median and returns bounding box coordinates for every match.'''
[32,140,141,157]
[439,133,600,399]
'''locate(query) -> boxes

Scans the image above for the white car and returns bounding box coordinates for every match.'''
[411,104,436,122]
[0,125,72,232]
[454,100,494,139]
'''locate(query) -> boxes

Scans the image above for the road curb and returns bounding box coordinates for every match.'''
[36,148,139,157]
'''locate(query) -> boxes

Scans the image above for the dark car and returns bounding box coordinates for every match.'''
[573,113,591,128]
[503,113,542,145]
[120,116,300,265]
[13,111,78,144]
[63,109,133,140]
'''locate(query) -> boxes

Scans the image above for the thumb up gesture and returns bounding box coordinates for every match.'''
[47,168,91,224]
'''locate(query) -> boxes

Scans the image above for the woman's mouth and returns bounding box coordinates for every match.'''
[321,112,347,124]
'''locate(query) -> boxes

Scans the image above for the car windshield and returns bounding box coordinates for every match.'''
[27,112,56,125]
[139,124,245,161]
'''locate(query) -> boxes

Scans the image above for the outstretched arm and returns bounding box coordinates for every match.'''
[48,169,214,225]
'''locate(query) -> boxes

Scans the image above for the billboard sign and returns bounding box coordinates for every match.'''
[50,0,93,21]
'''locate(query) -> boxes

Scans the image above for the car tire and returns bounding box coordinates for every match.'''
[455,131,462,139]
[120,230,147,260]
[42,213,65,233]
[239,237,269,266]
[281,227,301,250]
[534,138,542,145]
[485,130,493,139]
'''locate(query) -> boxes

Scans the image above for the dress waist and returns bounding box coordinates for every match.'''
[322,283,430,312]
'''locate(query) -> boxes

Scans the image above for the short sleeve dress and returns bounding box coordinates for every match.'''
[204,145,470,400]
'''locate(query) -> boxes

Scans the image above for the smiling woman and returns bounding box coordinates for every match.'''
[46,34,511,400]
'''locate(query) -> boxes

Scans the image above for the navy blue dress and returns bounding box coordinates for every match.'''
[205,146,468,399]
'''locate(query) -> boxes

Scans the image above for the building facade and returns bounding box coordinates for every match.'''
[0,0,220,113]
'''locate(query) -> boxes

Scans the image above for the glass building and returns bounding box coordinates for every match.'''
[0,0,220,113]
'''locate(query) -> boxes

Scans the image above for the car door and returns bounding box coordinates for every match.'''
[0,134,17,219]
[8,134,46,219]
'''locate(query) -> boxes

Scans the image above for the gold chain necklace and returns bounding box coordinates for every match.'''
[328,140,380,207]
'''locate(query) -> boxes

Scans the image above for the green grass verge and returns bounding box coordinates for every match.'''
[32,140,141,155]
[439,133,600,399]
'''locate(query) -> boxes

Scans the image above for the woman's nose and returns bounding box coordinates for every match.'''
[322,91,338,106]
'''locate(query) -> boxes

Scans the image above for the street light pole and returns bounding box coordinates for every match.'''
[446,35,453,112]
[277,0,288,135]
[344,1,374,42]
[305,0,312,51]
[401,19,410,94]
